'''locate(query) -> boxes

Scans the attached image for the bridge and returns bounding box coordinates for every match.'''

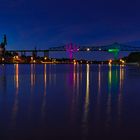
[48,42,140,60]
[6,42,140,60]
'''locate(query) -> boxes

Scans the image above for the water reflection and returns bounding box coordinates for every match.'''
[44,64,47,96]
[73,63,76,87]
[14,64,19,94]
[48,65,56,85]
[49,65,52,85]
[76,64,80,95]
[11,64,19,128]
[53,66,56,85]
[80,64,83,84]
[106,65,125,131]
[30,64,36,90]
[73,64,80,95]
[95,64,102,126]
[98,64,101,94]
[106,65,113,131]
[82,64,90,137]
[120,65,125,89]
[11,95,19,128]
[108,64,112,93]
[1,64,134,139]
[0,65,7,93]
[117,65,125,127]
[67,64,74,86]
[69,64,80,126]
[28,64,36,119]
[106,93,111,132]
[41,64,47,120]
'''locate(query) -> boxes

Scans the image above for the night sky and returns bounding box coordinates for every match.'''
[1,0,140,50]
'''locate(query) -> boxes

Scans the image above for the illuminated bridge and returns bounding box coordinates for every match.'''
[7,43,140,60]
[49,42,140,60]
[50,43,140,51]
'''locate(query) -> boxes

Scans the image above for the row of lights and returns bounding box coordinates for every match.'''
[0,56,49,63]
[86,48,102,51]
[120,59,125,64]
[13,55,19,59]
[73,59,92,64]
[31,56,49,63]
[108,59,125,65]
[76,48,102,51]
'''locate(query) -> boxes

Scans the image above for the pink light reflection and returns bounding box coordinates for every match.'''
[66,43,79,60]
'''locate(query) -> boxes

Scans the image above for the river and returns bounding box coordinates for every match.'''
[0,64,140,139]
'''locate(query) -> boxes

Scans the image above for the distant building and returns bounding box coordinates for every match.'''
[0,35,7,57]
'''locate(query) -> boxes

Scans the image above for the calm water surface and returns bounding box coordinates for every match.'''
[0,64,140,140]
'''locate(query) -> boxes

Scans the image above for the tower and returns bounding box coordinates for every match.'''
[108,43,120,60]
[108,48,120,60]
[65,43,79,60]
[0,34,7,57]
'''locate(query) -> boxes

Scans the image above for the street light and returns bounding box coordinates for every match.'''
[120,59,125,65]
[73,59,76,64]
[31,56,33,61]
[86,48,90,51]
[44,57,47,60]
[109,59,112,65]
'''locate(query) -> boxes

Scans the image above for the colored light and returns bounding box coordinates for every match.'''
[120,59,125,64]
[108,48,120,52]
[109,59,112,65]
[66,43,78,60]
[73,59,76,64]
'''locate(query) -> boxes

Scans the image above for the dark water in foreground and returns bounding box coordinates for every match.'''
[0,64,140,140]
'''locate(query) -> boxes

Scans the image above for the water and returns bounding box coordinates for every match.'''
[0,64,140,140]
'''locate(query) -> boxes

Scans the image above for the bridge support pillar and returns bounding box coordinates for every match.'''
[32,51,37,58]
[44,51,49,58]
[21,51,26,56]
[108,48,120,61]
[113,51,119,61]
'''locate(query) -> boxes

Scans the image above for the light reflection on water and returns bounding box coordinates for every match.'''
[14,64,19,94]
[106,64,112,131]
[44,64,47,96]
[11,64,19,128]
[0,64,140,139]
[30,64,36,89]
[82,64,90,137]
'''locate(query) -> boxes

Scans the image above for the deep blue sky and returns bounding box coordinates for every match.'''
[1,0,140,50]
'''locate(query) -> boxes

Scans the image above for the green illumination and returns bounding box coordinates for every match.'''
[108,48,120,52]
[108,48,120,60]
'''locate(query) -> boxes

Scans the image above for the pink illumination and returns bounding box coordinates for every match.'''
[65,43,79,60]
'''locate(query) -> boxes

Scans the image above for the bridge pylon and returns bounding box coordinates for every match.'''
[108,48,120,60]
[65,43,79,60]
[44,50,49,58]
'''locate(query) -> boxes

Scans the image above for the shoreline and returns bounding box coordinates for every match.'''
[0,62,139,66]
